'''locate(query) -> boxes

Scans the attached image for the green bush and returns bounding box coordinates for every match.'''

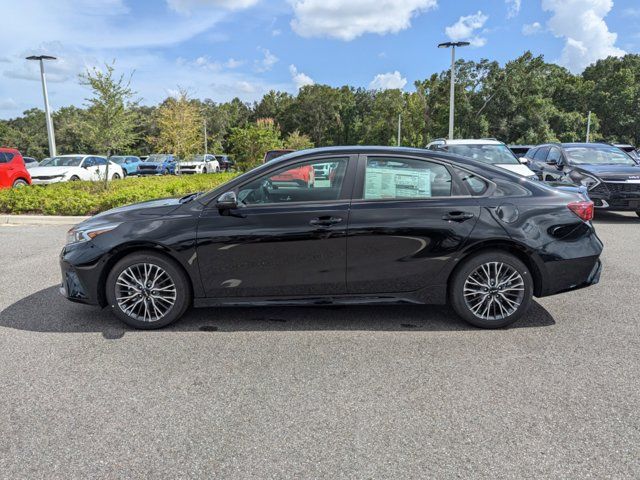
[0,173,239,216]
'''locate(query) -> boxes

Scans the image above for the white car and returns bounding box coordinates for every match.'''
[29,155,125,185]
[426,138,538,179]
[177,154,220,175]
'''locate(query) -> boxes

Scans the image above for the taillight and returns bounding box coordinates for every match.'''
[567,201,594,221]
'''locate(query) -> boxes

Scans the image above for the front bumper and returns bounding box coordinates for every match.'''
[589,183,640,211]
[59,243,106,306]
[31,177,66,185]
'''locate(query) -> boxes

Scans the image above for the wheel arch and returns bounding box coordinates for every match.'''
[97,243,194,307]
[447,240,544,298]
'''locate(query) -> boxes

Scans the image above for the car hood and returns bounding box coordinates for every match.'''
[494,163,536,177]
[575,163,640,181]
[80,197,184,228]
[29,166,77,176]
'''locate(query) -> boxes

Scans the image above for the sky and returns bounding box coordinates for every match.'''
[0,0,638,119]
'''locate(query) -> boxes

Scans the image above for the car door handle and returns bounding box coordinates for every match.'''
[309,216,343,227]
[442,211,475,222]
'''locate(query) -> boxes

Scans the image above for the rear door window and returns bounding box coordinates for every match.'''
[363,157,452,200]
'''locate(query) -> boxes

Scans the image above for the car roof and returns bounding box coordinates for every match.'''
[430,138,504,146]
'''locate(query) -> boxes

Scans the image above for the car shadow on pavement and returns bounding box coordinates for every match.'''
[592,211,639,224]
[0,286,556,339]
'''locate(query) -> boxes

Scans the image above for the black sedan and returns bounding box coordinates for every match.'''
[524,143,640,215]
[60,147,603,329]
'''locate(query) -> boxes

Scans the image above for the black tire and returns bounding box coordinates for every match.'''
[12,178,28,188]
[105,251,192,329]
[70,175,80,181]
[449,251,533,329]
[112,173,121,180]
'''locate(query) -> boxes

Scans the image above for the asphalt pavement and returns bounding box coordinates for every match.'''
[1,213,639,479]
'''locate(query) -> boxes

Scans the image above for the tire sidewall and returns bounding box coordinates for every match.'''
[105,251,191,329]
[12,179,27,188]
[450,251,533,329]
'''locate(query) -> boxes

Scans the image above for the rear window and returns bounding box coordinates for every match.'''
[0,152,15,163]
[453,168,489,196]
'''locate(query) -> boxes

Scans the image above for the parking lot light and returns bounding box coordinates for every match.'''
[26,55,57,157]
[437,41,470,140]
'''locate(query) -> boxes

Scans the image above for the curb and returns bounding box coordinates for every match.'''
[0,215,90,226]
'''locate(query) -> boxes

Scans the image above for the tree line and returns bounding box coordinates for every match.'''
[1,51,639,171]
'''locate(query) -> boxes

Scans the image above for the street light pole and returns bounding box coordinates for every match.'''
[438,41,470,140]
[26,55,57,157]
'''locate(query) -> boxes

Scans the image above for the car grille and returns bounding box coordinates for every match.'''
[138,166,159,173]
[604,182,640,194]
[32,175,62,180]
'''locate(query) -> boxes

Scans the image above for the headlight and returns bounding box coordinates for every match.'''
[578,174,600,190]
[526,174,538,181]
[66,223,121,245]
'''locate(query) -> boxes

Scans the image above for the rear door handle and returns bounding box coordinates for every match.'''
[309,216,343,227]
[442,211,475,222]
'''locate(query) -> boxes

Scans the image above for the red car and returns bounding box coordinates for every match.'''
[0,148,31,189]
[263,149,315,187]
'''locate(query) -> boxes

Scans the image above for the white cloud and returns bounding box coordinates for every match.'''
[289,65,314,89]
[522,21,542,35]
[289,0,438,41]
[445,11,489,47]
[506,0,521,18]
[255,48,279,72]
[166,0,259,14]
[369,71,407,90]
[0,98,18,110]
[542,0,625,72]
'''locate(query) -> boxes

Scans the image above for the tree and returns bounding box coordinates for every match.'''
[154,89,203,159]
[284,130,314,150]
[80,62,138,156]
[228,119,282,171]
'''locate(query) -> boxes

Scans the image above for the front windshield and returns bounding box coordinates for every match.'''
[185,155,206,162]
[110,156,126,164]
[40,156,84,167]
[146,154,170,162]
[446,144,519,165]
[565,146,636,165]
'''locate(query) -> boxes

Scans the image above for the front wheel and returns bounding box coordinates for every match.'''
[12,178,28,188]
[70,175,80,181]
[112,173,121,180]
[449,251,533,329]
[106,252,192,329]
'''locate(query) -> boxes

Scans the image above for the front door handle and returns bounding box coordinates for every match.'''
[442,211,475,222]
[309,216,343,227]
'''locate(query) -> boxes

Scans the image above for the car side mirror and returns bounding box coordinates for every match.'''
[519,157,528,164]
[217,191,239,211]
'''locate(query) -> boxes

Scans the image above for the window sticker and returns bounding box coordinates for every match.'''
[365,166,431,199]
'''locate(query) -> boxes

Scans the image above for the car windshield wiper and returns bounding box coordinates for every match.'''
[179,192,203,204]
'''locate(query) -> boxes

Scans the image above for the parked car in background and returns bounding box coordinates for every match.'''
[22,156,40,169]
[525,142,640,215]
[109,156,141,176]
[263,149,294,163]
[614,144,640,161]
[215,154,234,171]
[0,148,31,188]
[426,139,538,179]
[508,145,535,159]
[60,146,602,330]
[137,154,177,175]
[30,155,123,185]
[177,154,220,175]
[140,156,149,162]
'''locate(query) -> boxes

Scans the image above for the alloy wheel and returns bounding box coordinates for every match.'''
[115,263,177,322]
[463,261,525,321]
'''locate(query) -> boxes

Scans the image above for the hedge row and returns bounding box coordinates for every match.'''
[0,173,239,216]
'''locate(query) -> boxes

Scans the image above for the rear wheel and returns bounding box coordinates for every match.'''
[12,178,28,188]
[112,173,121,180]
[449,251,533,328]
[106,252,191,329]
